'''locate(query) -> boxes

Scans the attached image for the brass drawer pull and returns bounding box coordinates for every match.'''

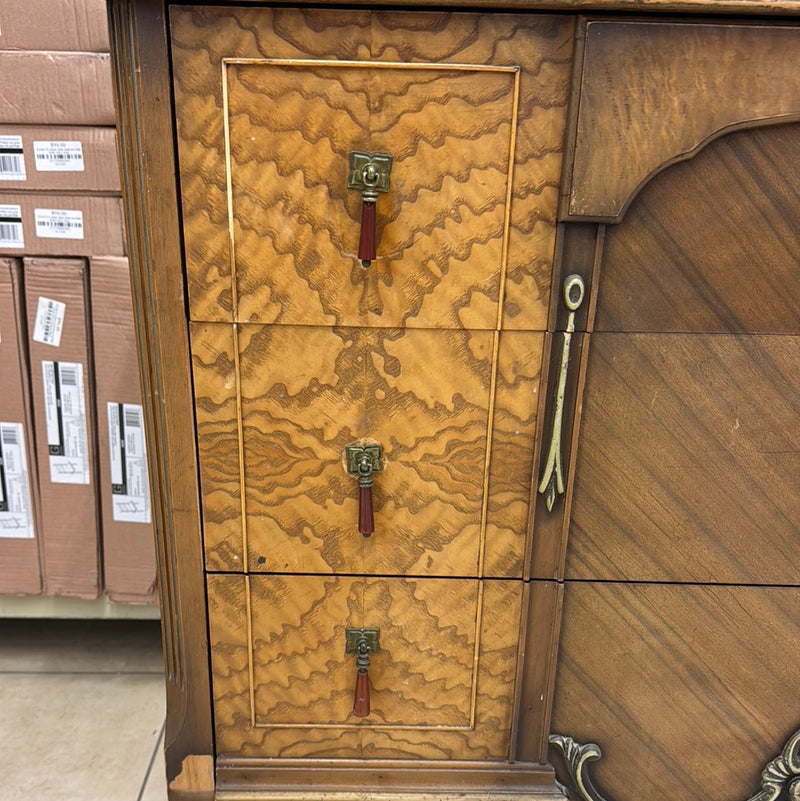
[346,627,380,718]
[345,443,383,537]
[538,274,585,512]
[347,151,393,268]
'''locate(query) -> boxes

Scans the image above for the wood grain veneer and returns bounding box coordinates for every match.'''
[551,583,800,801]
[192,322,544,578]
[208,574,525,760]
[595,123,800,335]
[170,7,572,332]
[564,21,800,221]
[568,332,800,584]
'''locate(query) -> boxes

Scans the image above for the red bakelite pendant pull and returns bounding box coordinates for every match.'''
[353,668,371,717]
[347,152,392,269]
[358,485,374,538]
[345,444,382,539]
[358,201,377,267]
[346,629,379,719]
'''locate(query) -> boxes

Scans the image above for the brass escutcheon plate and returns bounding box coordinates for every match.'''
[344,444,383,476]
[347,151,393,194]
[345,627,381,654]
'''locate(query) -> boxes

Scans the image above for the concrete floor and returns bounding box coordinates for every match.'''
[1,618,167,800]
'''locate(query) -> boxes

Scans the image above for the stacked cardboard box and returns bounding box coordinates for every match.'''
[0,258,42,595]
[0,0,156,605]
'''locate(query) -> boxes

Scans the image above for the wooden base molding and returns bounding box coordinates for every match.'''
[217,759,565,798]
[217,793,566,801]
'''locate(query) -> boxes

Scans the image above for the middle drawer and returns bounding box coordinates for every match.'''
[191,322,543,579]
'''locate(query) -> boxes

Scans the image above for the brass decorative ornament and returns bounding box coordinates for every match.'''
[549,728,800,801]
[538,274,585,511]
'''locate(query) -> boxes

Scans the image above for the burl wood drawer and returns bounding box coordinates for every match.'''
[191,320,543,577]
[207,573,523,760]
[170,7,571,332]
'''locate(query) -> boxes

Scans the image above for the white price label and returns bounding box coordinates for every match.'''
[0,204,24,248]
[0,136,26,181]
[34,208,84,240]
[32,297,66,347]
[42,361,90,485]
[33,141,85,173]
[108,403,151,524]
[0,422,34,539]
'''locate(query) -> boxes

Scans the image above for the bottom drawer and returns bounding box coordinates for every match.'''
[207,573,524,760]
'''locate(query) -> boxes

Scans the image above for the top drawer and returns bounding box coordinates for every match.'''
[170,6,572,331]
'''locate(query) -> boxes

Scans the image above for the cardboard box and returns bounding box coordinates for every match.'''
[0,51,115,126]
[0,258,43,595]
[0,0,110,52]
[0,193,125,257]
[91,256,157,604]
[0,126,120,193]
[25,257,100,599]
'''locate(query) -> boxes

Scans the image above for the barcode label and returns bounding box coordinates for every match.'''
[32,297,66,347]
[59,365,78,386]
[42,361,90,485]
[108,402,151,524]
[33,141,85,173]
[2,427,19,446]
[0,136,26,181]
[0,204,24,248]
[0,156,25,181]
[34,208,84,240]
[0,422,34,538]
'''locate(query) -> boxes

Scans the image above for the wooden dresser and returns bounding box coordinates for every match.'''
[107,2,800,800]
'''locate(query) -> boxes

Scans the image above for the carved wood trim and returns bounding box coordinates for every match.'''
[562,20,800,222]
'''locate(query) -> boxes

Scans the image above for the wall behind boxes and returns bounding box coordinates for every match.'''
[0,0,157,608]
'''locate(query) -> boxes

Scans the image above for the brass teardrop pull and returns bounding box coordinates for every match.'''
[346,628,380,718]
[345,443,383,537]
[347,151,393,268]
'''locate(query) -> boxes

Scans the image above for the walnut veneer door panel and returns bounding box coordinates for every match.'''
[594,123,800,334]
[208,573,523,760]
[192,321,543,577]
[568,332,800,584]
[171,6,572,331]
[553,118,800,800]
[566,123,800,585]
[551,583,800,801]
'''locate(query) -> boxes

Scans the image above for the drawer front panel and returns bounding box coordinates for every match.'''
[207,573,523,760]
[171,6,573,332]
[192,322,543,577]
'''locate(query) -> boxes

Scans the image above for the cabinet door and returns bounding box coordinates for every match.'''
[553,122,800,801]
